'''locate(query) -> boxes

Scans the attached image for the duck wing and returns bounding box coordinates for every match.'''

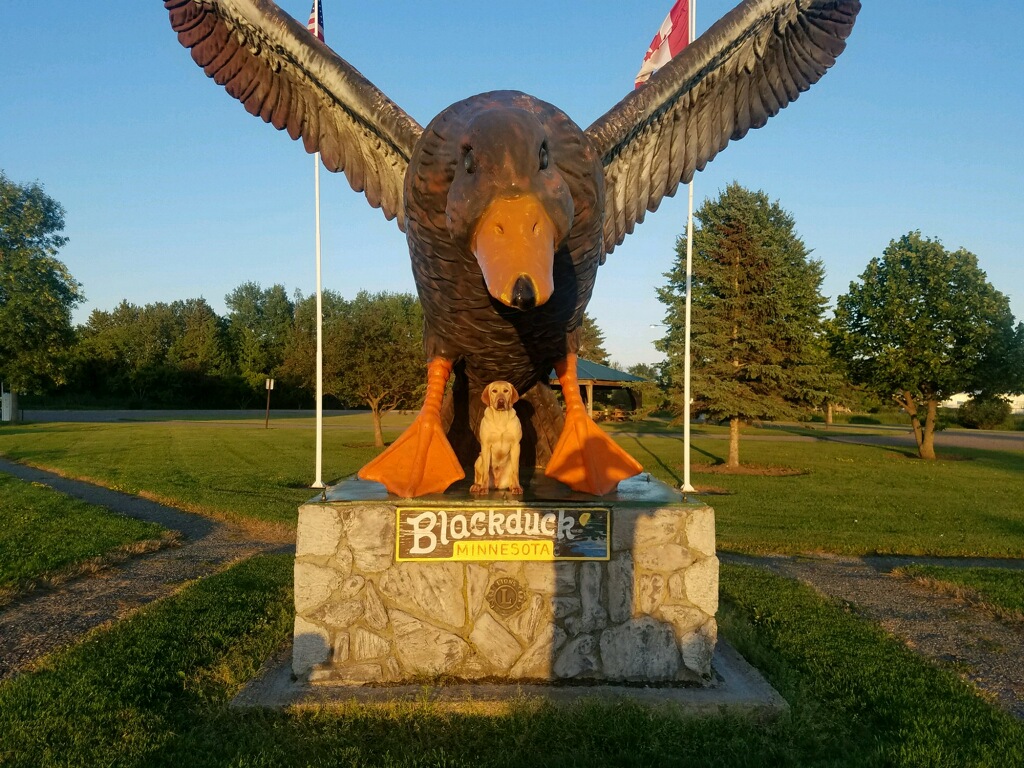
[165,0,422,230]
[585,0,860,254]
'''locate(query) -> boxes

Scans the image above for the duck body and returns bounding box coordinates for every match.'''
[164,0,862,496]
[404,91,605,398]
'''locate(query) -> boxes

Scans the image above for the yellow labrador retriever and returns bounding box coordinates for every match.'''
[471,381,523,495]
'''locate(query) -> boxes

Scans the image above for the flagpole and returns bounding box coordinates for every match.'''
[307,0,325,490]
[681,0,695,493]
[312,148,326,489]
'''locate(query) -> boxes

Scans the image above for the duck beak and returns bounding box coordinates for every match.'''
[471,194,556,310]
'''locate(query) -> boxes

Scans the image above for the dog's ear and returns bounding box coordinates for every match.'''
[510,384,519,404]
[481,385,493,405]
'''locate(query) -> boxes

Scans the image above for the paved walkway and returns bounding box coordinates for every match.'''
[723,552,1024,719]
[0,458,291,681]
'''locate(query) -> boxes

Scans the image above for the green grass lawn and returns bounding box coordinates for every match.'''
[897,565,1024,619]
[1,555,1019,767]
[1,415,1021,556]
[0,474,170,605]
[613,432,1024,557]
[1,417,1020,764]
[0,415,394,525]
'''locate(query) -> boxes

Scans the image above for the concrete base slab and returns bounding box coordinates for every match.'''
[232,639,787,717]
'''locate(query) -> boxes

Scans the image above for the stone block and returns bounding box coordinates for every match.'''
[599,617,680,681]
[312,599,362,629]
[553,633,600,679]
[470,613,522,672]
[292,616,331,676]
[680,621,717,678]
[293,478,717,686]
[506,593,544,643]
[390,609,469,676]
[296,505,343,557]
[522,562,576,594]
[552,596,581,620]
[683,556,720,615]
[685,506,716,557]
[351,627,391,660]
[362,581,388,631]
[636,572,666,614]
[634,543,694,572]
[344,508,393,573]
[606,554,634,623]
[379,562,465,630]
[509,625,567,678]
[337,662,383,684]
[333,632,350,663]
[294,562,345,614]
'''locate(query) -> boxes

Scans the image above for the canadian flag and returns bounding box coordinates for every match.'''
[634,0,691,88]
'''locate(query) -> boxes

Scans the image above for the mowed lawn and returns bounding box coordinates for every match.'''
[0,415,391,526]
[1,555,1021,768]
[0,416,1022,765]
[1,415,1021,556]
[0,473,169,605]
[612,429,1023,557]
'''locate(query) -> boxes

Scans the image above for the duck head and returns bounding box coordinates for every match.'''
[444,106,575,310]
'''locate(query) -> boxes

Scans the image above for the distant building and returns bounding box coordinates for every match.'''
[941,392,1024,414]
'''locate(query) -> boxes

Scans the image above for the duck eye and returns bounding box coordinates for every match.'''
[539,143,549,170]
[463,149,476,174]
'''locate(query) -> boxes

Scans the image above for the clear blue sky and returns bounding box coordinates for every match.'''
[3,2,1022,367]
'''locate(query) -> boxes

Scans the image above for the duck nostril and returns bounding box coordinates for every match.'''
[510,275,537,310]
[495,224,504,235]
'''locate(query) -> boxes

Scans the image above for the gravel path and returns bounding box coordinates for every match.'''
[0,458,292,681]
[723,552,1024,718]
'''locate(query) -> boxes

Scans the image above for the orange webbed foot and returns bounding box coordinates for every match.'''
[358,357,464,498]
[359,412,464,497]
[545,353,642,495]
[544,409,643,495]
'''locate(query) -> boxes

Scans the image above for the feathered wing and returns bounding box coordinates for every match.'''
[586,0,860,254]
[165,0,422,229]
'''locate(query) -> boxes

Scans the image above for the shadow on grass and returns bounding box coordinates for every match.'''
[948,448,1024,474]
[149,698,793,768]
[5,554,1024,767]
[624,435,682,485]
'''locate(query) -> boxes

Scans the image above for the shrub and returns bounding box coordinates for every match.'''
[958,397,1012,429]
[849,415,881,425]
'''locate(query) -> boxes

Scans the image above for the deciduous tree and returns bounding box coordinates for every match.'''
[279,291,425,446]
[0,173,82,416]
[332,292,424,447]
[831,232,1024,459]
[225,282,294,398]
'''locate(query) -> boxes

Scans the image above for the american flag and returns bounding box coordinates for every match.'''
[307,0,324,42]
[635,0,690,88]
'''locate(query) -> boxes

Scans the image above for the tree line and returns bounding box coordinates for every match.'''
[4,171,1023,462]
[656,183,1024,465]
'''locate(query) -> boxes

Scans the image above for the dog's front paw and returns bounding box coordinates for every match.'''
[508,484,524,495]
[470,483,488,495]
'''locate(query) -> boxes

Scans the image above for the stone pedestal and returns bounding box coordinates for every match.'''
[293,475,717,686]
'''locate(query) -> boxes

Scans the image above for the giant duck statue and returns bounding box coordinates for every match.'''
[166,0,860,497]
